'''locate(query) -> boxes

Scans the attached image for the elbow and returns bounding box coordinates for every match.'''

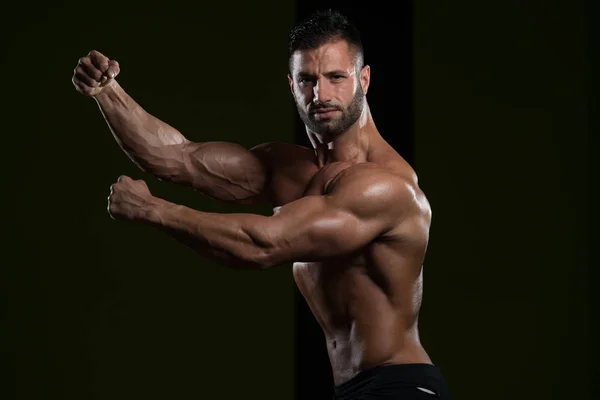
[218,246,277,271]
[249,246,282,270]
[240,224,286,270]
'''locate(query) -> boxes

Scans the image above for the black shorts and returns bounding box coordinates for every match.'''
[333,363,450,399]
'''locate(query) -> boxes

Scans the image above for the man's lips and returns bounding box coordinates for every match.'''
[311,108,340,119]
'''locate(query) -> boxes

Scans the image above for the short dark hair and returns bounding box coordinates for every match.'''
[288,9,364,72]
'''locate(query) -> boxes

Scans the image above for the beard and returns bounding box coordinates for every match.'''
[296,84,364,137]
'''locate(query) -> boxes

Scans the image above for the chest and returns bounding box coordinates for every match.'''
[274,162,364,283]
[303,161,352,197]
[269,161,352,206]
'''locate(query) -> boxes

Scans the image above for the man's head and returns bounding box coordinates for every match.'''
[288,10,370,137]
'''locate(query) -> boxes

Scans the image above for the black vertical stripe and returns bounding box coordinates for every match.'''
[292,2,414,399]
[586,0,599,392]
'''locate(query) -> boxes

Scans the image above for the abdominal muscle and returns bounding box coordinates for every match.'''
[293,259,432,385]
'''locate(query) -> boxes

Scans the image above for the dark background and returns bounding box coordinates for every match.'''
[4,2,296,399]
[3,0,594,399]
[413,2,592,399]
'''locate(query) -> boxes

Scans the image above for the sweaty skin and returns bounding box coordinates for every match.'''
[73,44,433,385]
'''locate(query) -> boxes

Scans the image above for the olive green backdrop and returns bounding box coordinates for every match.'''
[5,2,296,399]
[414,1,590,399]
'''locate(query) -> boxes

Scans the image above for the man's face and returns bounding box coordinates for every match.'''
[288,40,370,137]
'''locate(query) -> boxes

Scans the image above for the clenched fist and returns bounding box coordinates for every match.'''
[72,50,120,97]
[108,175,160,222]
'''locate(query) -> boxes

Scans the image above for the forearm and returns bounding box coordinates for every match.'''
[94,81,188,180]
[145,197,272,270]
[94,82,268,204]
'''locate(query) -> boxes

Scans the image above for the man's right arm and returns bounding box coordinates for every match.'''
[73,50,271,205]
[95,81,270,204]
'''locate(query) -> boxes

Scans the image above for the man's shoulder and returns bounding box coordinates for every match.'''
[250,142,318,207]
[328,162,429,218]
[328,162,416,194]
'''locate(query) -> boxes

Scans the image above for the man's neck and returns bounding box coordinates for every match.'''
[308,105,378,167]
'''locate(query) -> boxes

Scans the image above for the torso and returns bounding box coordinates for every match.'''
[266,142,433,385]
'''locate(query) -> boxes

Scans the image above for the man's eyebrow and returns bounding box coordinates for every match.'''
[325,70,349,76]
[297,70,349,77]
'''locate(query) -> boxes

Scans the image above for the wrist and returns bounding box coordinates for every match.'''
[143,196,177,226]
[93,80,125,106]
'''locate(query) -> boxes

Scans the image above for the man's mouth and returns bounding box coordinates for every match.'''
[311,108,340,118]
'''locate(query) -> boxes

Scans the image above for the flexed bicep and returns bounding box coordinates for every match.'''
[179,141,269,205]
[248,165,412,266]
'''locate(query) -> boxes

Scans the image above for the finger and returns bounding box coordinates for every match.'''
[117,175,130,183]
[78,57,104,81]
[88,50,110,73]
[73,65,100,87]
[105,60,120,79]
[72,76,94,96]
[107,202,117,220]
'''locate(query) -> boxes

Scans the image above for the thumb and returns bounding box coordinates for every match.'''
[105,59,120,79]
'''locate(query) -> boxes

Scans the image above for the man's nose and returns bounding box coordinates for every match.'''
[313,79,333,105]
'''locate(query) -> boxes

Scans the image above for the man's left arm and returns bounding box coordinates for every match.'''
[108,167,412,269]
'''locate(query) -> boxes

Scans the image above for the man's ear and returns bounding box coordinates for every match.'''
[360,65,371,95]
[288,74,294,95]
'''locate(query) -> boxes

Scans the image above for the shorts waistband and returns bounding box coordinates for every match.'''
[333,363,445,398]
